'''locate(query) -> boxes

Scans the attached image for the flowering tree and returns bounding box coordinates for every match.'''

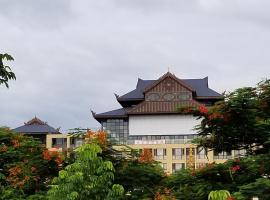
[189,80,270,154]
[0,127,61,198]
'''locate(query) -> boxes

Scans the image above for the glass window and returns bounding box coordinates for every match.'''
[154,148,167,160]
[172,163,185,173]
[234,149,246,158]
[197,147,207,159]
[214,151,232,159]
[172,148,184,160]
[160,163,167,170]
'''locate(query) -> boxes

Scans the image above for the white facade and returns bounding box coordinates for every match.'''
[129,115,201,136]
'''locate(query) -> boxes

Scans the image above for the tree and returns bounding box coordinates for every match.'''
[68,129,165,200]
[47,143,124,200]
[0,127,61,198]
[191,80,270,154]
[0,53,16,88]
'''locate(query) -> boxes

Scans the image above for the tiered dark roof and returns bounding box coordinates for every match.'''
[93,72,223,122]
[13,117,59,134]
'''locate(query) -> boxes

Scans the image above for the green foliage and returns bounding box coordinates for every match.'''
[47,143,124,200]
[163,153,270,200]
[0,53,16,88]
[233,178,270,200]
[68,129,165,200]
[208,190,230,200]
[114,160,164,199]
[0,127,60,198]
[194,80,270,154]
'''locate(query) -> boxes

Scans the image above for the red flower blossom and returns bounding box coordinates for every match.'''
[199,105,208,114]
[230,165,241,172]
[55,156,62,165]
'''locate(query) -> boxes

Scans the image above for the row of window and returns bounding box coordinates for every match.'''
[143,147,207,160]
[143,148,246,160]
[161,163,207,173]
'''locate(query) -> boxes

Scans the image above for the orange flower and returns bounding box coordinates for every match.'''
[43,150,51,161]
[86,129,95,138]
[11,139,20,148]
[55,156,62,165]
[31,166,36,172]
[139,149,153,163]
[0,144,8,152]
[8,166,22,176]
[96,131,107,146]
[199,105,208,114]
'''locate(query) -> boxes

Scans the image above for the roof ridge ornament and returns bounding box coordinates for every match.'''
[24,116,47,125]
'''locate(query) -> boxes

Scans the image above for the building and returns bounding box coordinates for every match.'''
[13,116,60,145]
[92,72,244,173]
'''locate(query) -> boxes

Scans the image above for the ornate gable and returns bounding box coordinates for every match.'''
[24,117,47,125]
[144,72,194,102]
[127,72,202,114]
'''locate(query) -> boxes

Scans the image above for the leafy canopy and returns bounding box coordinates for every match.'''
[47,143,124,200]
[0,53,16,88]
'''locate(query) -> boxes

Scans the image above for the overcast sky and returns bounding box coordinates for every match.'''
[1,0,270,132]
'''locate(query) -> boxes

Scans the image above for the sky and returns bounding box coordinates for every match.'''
[1,0,270,132]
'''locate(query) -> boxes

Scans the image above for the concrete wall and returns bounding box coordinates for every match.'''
[129,115,201,136]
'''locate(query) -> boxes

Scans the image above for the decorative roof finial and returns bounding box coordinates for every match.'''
[168,67,170,72]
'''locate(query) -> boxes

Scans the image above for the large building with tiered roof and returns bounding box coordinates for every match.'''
[92,72,245,173]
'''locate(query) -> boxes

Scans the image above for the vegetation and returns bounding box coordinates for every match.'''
[0,127,61,199]
[47,143,124,200]
[1,79,270,199]
[0,53,16,88]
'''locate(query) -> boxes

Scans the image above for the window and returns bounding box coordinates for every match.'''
[172,148,184,160]
[160,163,167,170]
[214,151,232,159]
[172,163,185,173]
[101,119,129,144]
[234,149,246,158]
[75,138,84,147]
[154,148,167,160]
[52,138,67,149]
[197,147,207,159]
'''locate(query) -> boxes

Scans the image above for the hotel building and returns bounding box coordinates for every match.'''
[92,72,244,173]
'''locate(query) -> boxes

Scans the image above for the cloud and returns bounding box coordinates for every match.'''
[0,0,270,131]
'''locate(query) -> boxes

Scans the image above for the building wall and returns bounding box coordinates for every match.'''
[129,115,200,136]
[117,143,235,174]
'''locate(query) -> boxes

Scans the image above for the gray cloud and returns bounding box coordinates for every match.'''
[0,0,270,132]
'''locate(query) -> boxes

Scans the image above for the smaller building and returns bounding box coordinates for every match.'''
[13,116,60,144]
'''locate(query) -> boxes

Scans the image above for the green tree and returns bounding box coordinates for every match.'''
[0,53,16,88]
[47,143,124,200]
[233,178,270,200]
[69,129,165,200]
[193,80,270,154]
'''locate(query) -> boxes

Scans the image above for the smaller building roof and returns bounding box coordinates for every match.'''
[13,117,60,134]
[92,108,127,122]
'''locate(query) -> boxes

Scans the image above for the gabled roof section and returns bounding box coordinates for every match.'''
[117,74,223,102]
[13,117,60,134]
[144,72,194,93]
